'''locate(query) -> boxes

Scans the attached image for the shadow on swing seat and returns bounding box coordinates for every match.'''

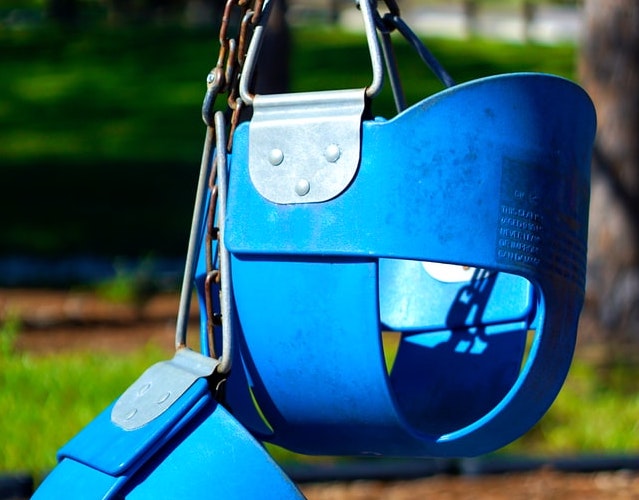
[219,72,596,458]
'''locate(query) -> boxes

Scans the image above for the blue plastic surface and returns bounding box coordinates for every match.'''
[33,379,302,499]
[214,73,596,456]
[57,379,213,476]
[379,259,533,331]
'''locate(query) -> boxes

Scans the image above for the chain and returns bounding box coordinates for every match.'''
[202,0,265,129]
[194,0,267,370]
[447,268,496,327]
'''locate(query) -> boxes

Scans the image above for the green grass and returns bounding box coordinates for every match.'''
[4,305,639,479]
[0,27,209,165]
[0,25,576,258]
[0,316,167,478]
[505,355,639,455]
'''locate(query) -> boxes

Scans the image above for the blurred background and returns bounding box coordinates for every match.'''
[1,0,638,496]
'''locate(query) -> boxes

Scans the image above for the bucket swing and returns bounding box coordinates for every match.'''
[33,0,596,497]
[212,0,596,457]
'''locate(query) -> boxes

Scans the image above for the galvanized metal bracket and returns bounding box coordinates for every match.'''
[111,349,219,431]
[248,88,366,204]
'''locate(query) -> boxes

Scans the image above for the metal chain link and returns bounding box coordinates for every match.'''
[202,0,265,130]
[175,0,268,374]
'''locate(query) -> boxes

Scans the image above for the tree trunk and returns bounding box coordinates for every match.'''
[579,0,639,343]
[46,0,78,25]
[462,0,479,38]
[253,0,291,95]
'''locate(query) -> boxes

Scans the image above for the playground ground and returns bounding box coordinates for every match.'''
[3,287,639,498]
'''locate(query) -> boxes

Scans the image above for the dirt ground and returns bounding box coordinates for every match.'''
[301,469,639,499]
[3,287,639,499]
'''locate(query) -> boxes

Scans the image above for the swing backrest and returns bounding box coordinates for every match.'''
[203,73,595,457]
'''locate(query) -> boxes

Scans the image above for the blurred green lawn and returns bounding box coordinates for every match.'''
[0,25,576,258]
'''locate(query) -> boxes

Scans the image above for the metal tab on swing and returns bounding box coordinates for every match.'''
[248,88,366,204]
[111,348,218,431]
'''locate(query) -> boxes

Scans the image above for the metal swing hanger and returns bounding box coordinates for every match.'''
[173,0,272,374]
[174,111,232,371]
[108,1,263,432]
[110,111,233,432]
[240,0,384,104]
[238,0,383,205]
[240,0,382,204]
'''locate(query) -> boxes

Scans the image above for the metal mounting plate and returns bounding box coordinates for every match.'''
[248,89,366,204]
[111,349,218,431]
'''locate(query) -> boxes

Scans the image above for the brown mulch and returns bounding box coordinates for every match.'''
[3,288,639,499]
[1,287,181,354]
[300,469,639,499]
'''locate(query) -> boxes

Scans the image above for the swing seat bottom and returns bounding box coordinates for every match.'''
[33,378,302,499]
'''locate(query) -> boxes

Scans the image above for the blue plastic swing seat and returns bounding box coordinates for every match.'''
[214,73,596,458]
[33,374,304,499]
[33,72,594,500]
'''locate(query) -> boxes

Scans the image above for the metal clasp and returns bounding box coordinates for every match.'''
[240,0,384,103]
[111,349,219,431]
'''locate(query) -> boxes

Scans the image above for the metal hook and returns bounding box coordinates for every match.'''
[359,0,384,98]
[214,111,233,375]
[240,0,384,104]
[175,126,215,350]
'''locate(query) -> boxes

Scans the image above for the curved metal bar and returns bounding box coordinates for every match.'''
[175,126,215,350]
[214,111,233,375]
[239,0,272,105]
[359,0,384,98]
[241,0,384,104]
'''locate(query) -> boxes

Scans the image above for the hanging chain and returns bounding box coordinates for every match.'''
[202,0,265,131]
[184,0,268,373]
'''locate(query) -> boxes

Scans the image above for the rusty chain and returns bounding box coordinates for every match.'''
[194,0,267,365]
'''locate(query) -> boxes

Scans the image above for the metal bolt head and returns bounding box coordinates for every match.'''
[268,148,284,166]
[324,144,341,163]
[295,179,311,196]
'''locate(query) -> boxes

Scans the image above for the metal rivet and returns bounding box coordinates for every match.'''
[157,392,171,405]
[124,408,138,420]
[324,144,341,163]
[268,148,284,166]
[295,179,310,196]
[206,73,215,84]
